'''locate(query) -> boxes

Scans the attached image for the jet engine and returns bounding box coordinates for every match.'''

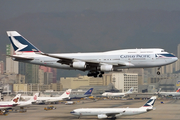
[72,61,86,69]
[97,114,108,119]
[100,65,113,72]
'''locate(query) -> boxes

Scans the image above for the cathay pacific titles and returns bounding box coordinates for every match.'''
[120,55,151,58]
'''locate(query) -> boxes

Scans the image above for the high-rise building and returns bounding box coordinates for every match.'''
[177,44,180,59]
[0,61,4,74]
[6,44,18,74]
[51,68,57,83]
[18,62,26,75]
[39,66,57,83]
[38,69,44,85]
[25,63,39,83]
[44,72,53,85]
[175,59,180,72]
[111,72,138,92]
[165,64,173,74]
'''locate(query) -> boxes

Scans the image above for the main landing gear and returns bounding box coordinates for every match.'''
[87,71,104,78]
[157,67,161,75]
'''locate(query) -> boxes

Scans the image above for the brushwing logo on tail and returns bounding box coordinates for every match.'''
[143,99,155,107]
[10,34,28,52]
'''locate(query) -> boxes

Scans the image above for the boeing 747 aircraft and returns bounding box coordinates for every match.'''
[102,87,134,97]
[35,89,71,103]
[70,96,157,119]
[70,88,93,99]
[6,31,178,77]
[0,94,21,114]
[156,88,180,97]
[15,93,39,109]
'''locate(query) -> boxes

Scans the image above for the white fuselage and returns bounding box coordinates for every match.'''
[36,96,66,103]
[102,92,126,97]
[71,107,149,117]
[158,92,180,97]
[15,48,178,71]
[0,102,17,109]
[16,101,32,107]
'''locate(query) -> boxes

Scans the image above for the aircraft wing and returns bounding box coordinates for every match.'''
[6,55,34,60]
[12,104,18,107]
[98,111,125,119]
[106,112,121,116]
[106,110,125,117]
[39,53,127,67]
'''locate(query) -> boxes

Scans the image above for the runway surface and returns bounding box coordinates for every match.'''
[1,98,180,120]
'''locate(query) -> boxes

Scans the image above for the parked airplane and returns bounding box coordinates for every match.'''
[70,88,93,99]
[35,89,71,103]
[70,96,157,119]
[156,88,180,97]
[6,31,178,77]
[15,93,39,109]
[102,87,134,97]
[0,94,21,114]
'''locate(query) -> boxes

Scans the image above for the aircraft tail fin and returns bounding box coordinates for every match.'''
[6,31,41,54]
[157,88,161,92]
[176,88,180,92]
[84,88,93,96]
[126,87,134,94]
[28,93,39,102]
[60,89,72,99]
[141,96,157,108]
[11,94,21,103]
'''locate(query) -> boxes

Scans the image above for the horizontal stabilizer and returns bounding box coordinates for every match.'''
[6,55,34,60]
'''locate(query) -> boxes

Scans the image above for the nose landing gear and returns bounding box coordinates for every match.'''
[157,71,160,75]
[157,67,161,75]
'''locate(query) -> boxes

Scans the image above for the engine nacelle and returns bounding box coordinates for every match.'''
[72,61,86,69]
[100,65,113,72]
[97,114,108,119]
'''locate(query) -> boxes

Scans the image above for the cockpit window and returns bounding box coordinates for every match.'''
[70,111,75,113]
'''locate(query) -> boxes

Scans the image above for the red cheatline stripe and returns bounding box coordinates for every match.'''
[0,105,14,107]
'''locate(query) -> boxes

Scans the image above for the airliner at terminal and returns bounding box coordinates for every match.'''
[6,31,178,77]
[102,87,134,97]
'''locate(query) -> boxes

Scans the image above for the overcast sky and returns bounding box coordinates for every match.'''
[1,0,180,20]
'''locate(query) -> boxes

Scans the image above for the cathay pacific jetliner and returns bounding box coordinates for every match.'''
[70,96,157,119]
[6,31,178,77]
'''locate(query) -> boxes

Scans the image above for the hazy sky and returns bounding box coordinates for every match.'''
[1,0,180,20]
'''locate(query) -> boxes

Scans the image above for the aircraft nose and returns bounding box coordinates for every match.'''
[173,57,178,62]
[70,111,75,114]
